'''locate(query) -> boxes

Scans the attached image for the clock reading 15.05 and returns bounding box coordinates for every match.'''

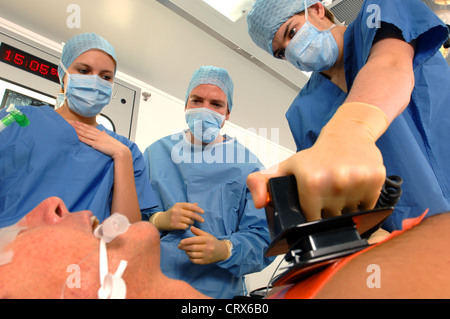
[0,42,60,84]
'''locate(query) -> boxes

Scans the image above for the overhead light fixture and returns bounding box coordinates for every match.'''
[434,0,450,5]
[202,0,254,22]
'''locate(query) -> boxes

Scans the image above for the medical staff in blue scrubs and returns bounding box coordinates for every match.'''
[246,0,450,232]
[0,33,157,227]
[143,66,273,299]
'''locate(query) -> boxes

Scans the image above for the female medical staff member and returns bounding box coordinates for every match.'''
[246,0,450,231]
[0,33,157,226]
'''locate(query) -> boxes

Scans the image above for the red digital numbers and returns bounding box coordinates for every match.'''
[1,43,60,84]
[39,63,49,75]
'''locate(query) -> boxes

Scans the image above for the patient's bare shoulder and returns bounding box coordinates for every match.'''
[315,212,450,299]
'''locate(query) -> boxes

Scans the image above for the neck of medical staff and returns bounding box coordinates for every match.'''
[55,102,98,127]
[320,25,348,93]
[186,130,225,146]
[57,234,209,299]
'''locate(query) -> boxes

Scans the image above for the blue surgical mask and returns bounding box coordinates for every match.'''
[185,108,226,143]
[60,63,113,117]
[285,5,338,72]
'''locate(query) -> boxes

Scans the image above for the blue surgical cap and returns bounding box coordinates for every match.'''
[247,0,319,56]
[58,32,117,88]
[185,66,234,113]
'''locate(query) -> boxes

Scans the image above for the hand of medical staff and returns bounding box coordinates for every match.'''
[152,202,205,231]
[70,121,130,159]
[178,226,231,265]
[247,102,389,222]
[70,120,141,223]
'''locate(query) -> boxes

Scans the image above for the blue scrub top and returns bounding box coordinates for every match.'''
[0,105,157,227]
[285,0,450,231]
[144,131,273,299]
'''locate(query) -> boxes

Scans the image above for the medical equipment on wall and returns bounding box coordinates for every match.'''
[264,174,402,285]
[94,213,130,299]
[0,104,29,133]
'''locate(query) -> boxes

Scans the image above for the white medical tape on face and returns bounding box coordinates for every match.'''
[0,221,26,266]
[94,213,130,244]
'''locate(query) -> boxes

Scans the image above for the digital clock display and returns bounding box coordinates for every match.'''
[0,42,60,84]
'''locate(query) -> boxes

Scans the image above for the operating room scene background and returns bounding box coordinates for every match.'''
[0,0,448,295]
